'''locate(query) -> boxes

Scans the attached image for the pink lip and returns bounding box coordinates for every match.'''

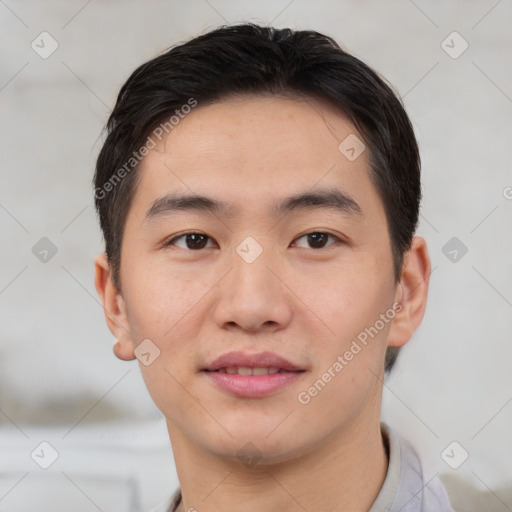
[205,371,303,398]
[202,351,305,398]
[203,350,302,372]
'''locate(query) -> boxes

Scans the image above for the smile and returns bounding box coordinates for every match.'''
[208,367,290,375]
[202,350,306,397]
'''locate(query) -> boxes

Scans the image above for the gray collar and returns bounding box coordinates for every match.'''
[370,422,455,512]
[160,422,454,512]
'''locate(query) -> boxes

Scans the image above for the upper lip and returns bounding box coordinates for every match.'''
[203,351,303,372]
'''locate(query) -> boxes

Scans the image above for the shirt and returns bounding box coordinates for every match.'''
[151,422,455,512]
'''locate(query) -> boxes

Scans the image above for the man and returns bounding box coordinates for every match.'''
[93,23,455,511]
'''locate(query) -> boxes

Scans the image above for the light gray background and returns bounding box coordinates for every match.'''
[1,1,511,511]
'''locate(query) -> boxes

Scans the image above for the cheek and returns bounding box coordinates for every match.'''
[306,262,392,336]
[124,271,206,419]
[294,280,393,427]
[122,253,212,340]
[303,262,395,385]
[118,257,206,386]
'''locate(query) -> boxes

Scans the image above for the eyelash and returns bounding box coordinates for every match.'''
[163,231,343,251]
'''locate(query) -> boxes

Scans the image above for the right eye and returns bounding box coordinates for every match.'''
[164,232,216,250]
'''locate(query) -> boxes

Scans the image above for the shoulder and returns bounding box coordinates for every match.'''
[382,423,456,512]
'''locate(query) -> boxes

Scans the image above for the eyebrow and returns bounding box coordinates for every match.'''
[145,187,362,222]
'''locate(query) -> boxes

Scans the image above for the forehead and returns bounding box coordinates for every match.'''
[131,94,383,223]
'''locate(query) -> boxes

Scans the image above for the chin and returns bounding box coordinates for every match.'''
[216,440,307,468]
[202,424,308,466]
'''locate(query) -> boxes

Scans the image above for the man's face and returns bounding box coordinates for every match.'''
[112,95,403,463]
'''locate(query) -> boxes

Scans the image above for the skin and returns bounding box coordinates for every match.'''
[95,94,431,512]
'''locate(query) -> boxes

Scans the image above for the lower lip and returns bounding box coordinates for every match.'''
[204,371,304,398]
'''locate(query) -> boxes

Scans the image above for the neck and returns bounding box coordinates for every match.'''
[169,416,388,512]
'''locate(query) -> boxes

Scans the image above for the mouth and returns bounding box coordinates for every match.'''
[203,350,303,372]
[202,351,306,398]
[206,367,296,376]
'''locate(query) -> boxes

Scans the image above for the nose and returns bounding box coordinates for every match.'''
[212,246,293,334]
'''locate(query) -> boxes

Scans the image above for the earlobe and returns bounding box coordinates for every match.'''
[113,339,136,361]
[387,236,431,348]
[94,253,136,361]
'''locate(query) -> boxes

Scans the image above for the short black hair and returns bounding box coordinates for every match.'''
[94,23,421,374]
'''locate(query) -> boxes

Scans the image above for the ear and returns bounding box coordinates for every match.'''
[94,253,136,361]
[387,236,431,348]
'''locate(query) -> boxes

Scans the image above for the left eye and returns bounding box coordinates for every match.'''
[293,232,340,249]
